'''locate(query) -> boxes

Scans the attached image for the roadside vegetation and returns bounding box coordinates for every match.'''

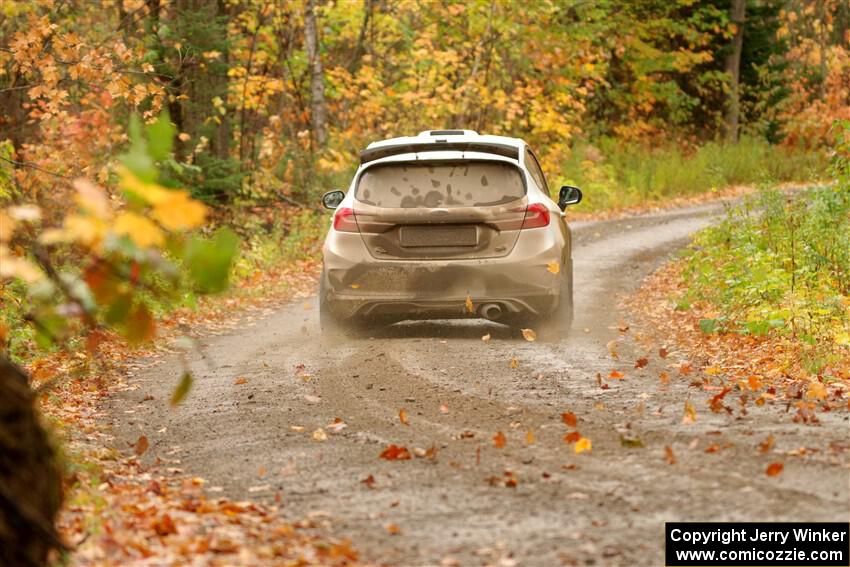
[680,124,850,380]
[0,0,848,565]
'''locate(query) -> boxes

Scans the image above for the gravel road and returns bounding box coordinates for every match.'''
[110,202,850,566]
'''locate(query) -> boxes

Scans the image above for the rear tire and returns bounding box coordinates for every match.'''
[537,276,573,341]
[319,271,360,338]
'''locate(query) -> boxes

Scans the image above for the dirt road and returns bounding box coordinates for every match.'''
[110,203,850,566]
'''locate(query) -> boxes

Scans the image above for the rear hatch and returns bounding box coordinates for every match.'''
[351,160,528,260]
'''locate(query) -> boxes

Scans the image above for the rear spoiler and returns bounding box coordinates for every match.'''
[360,142,519,164]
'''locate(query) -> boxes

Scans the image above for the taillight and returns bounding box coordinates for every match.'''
[520,203,550,229]
[333,207,358,232]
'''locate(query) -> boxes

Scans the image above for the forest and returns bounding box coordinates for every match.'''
[1,0,849,565]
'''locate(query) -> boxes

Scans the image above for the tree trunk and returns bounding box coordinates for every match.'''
[0,358,64,567]
[304,0,328,147]
[723,0,746,142]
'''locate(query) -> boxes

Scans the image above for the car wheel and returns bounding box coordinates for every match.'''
[319,271,360,338]
[537,275,573,341]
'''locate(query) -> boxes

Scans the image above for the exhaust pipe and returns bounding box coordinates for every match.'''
[480,303,503,321]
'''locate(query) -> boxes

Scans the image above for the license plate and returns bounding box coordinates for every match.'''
[399,225,477,247]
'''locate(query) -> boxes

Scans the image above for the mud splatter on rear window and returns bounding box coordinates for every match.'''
[356,161,525,208]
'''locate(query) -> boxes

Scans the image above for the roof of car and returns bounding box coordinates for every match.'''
[360,130,525,164]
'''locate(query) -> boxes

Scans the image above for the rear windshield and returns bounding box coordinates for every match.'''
[355,161,525,208]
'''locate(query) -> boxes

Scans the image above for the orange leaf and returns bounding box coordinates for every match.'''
[563,431,581,444]
[634,357,649,369]
[134,435,149,456]
[525,429,536,445]
[659,371,670,385]
[234,377,247,385]
[385,523,401,535]
[608,370,625,380]
[759,435,775,454]
[664,445,677,465]
[766,462,784,477]
[399,409,409,425]
[509,356,518,369]
[379,444,411,460]
[658,347,669,359]
[465,294,474,314]
[561,412,577,427]
[748,375,763,391]
[492,431,506,449]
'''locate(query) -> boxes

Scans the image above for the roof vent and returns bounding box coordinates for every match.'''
[418,129,478,137]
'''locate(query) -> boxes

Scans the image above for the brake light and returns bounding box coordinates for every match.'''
[333,207,359,232]
[520,203,550,229]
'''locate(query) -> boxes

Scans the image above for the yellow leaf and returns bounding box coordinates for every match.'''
[509,356,518,369]
[312,428,327,442]
[481,333,491,342]
[465,294,474,314]
[525,429,536,445]
[114,212,165,248]
[151,190,208,230]
[64,214,107,247]
[574,437,592,454]
[118,167,170,204]
[682,400,697,424]
[521,328,537,342]
[546,261,560,274]
[805,381,827,400]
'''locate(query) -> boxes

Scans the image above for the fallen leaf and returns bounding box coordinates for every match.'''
[606,339,619,359]
[682,400,697,424]
[399,409,409,425]
[766,462,784,477]
[290,425,305,432]
[481,334,491,342]
[234,377,247,385]
[361,474,376,488]
[465,294,474,314]
[664,445,677,464]
[658,347,669,358]
[546,261,560,274]
[439,403,449,413]
[608,370,625,380]
[153,514,176,536]
[618,322,630,333]
[704,443,721,453]
[349,283,361,289]
[805,380,827,400]
[509,356,518,369]
[561,412,578,427]
[564,431,581,444]
[679,362,693,376]
[574,437,592,454]
[620,435,644,448]
[659,371,670,385]
[327,417,347,432]
[258,466,267,477]
[525,429,536,444]
[312,428,328,441]
[521,328,537,342]
[492,431,506,448]
[759,435,775,454]
[634,357,649,369]
[134,435,149,456]
[380,444,412,460]
[170,371,193,406]
[748,375,763,391]
[386,523,402,535]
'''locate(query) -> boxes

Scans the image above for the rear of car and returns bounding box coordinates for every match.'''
[320,130,576,334]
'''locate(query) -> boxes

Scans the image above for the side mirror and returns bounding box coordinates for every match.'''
[558,185,582,211]
[322,190,345,209]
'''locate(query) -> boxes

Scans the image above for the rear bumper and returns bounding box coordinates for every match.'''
[322,229,569,320]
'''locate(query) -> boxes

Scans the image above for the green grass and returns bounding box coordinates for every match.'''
[561,136,829,212]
